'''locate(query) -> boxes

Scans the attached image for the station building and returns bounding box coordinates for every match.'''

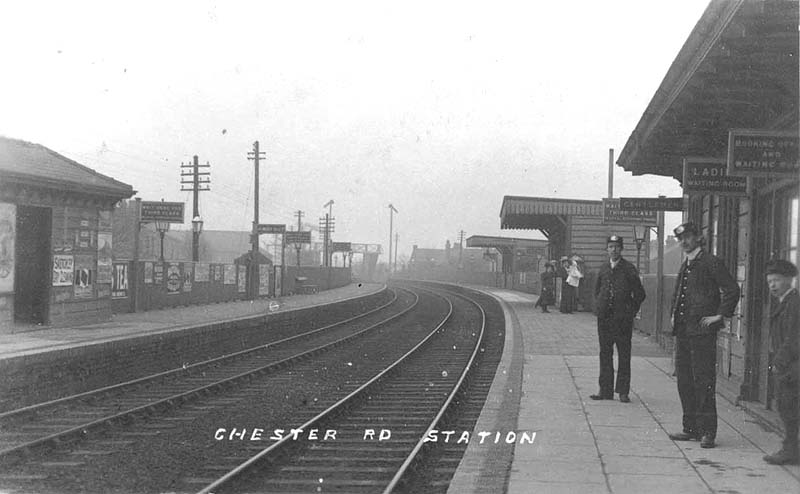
[0,137,135,330]
[499,196,652,312]
[617,0,798,406]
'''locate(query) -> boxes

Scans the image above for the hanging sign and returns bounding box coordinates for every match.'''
[602,199,657,225]
[619,197,683,212]
[683,157,747,196]
[727,129,799,177]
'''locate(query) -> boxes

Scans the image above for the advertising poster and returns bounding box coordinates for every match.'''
[214,264,223,282]
[53,254,74,287]
[259,264,270,296]
[74,255,94,298]
[96,232,113,283]
[98,210,112,231]
[0,203,14,293]
[237,265,247,293]
[195,263,210,282]
[183,263,193,292]
[111,262,128,298]
[166,263,181,294]
[223,265,236,285]
[144,262,153,284]
[154,263,164,285]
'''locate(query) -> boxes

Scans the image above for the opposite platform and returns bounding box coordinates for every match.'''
[0,282,385,361]
[449,287,800,494]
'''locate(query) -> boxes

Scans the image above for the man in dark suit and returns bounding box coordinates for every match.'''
[668,222,740,449]
[590,235,646,403]
[763,259,799,465]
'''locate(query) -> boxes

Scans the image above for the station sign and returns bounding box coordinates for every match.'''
[257,223,286,235]
[602,198,657,226]
[727,129,799,177]
[140,201,184,223]
[285,231,312,244]
[619,197,683,212]
[331,242,352,252]
[683,157,747,196]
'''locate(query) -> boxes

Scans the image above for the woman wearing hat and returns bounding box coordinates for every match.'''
[763,259,799,465]
[535,263,556,313]
[559,256,576,314]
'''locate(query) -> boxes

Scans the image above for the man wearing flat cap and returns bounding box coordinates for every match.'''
[668,222,739,449]
[763,259,799,465]
[591,235,646,403]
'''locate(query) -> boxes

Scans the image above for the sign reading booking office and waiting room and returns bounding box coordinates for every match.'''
[682,157,748,196]
[727,129,799,177]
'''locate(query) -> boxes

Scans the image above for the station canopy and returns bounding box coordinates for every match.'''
[465,235,548,250]
[500,196,602,236]
[616,0,798,180]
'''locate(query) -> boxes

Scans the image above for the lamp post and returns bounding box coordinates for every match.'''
[191,216,204,262]
[633,225,647,274]
[155,220,170,261]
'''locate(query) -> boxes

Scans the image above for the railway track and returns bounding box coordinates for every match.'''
[0,288,415,466]
[190,283,492,494]
[0,283,507,494]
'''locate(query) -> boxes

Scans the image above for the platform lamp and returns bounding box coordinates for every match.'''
[155,220,170,262]
[191,215,204,262]
[633,224,647,274]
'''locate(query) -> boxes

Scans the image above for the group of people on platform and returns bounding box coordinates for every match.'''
[537,222,798,465]
[534,255,582,313]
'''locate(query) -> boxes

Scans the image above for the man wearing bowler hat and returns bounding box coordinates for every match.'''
[668,222,739,449]
[590,235,646,403]
[763,259,799,465]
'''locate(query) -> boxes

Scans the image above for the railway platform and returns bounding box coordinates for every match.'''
[449,287,800,494]
[0,282,384,361]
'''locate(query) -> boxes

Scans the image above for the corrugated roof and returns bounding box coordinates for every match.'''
[500,196,604,218]
[0,136,134,198]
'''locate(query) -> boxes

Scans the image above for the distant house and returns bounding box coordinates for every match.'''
[409,240,494,272]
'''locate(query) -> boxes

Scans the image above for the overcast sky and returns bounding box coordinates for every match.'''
[1,0,705,261]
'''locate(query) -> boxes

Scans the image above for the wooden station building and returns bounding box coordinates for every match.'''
[499,196,652,311]
[617,0,798,405]
[0,137,135,330]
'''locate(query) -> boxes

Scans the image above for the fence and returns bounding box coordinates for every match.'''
[110,261,351,314]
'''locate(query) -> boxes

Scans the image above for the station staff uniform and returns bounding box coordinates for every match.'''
[591,236,645,402]
[669,223,739,448]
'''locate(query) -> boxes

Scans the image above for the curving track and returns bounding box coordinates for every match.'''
[192,282,500,494]
[0,282,506,494]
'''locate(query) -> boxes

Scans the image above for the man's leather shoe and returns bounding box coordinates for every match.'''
[619,394,630,403]
[700,434,716,448]
[668,431,699,441]
[589,393,613,400]
[763,449,799,465]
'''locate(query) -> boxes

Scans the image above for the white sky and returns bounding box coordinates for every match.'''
[0,0,706,261]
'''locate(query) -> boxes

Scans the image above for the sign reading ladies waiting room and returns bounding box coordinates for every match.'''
[728,129,799,177]
[683,157,748,196]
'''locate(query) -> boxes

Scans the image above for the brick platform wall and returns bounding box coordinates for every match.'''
[0,288,389,411]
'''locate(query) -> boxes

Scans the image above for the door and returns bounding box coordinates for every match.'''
[14,205,51,324]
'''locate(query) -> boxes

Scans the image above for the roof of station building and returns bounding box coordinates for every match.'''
[500,196,603,231]
[465,235,549,250]
[0,136,135,199]
[617,0,798,181]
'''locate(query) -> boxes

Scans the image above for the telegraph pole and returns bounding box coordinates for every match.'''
[294,210,304,266]
[247,141,265,299]
[323,200,334,266]
[388,204,398,274]
[458,230,466,266]
[180,155,210,261]
[394,232,399,273]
